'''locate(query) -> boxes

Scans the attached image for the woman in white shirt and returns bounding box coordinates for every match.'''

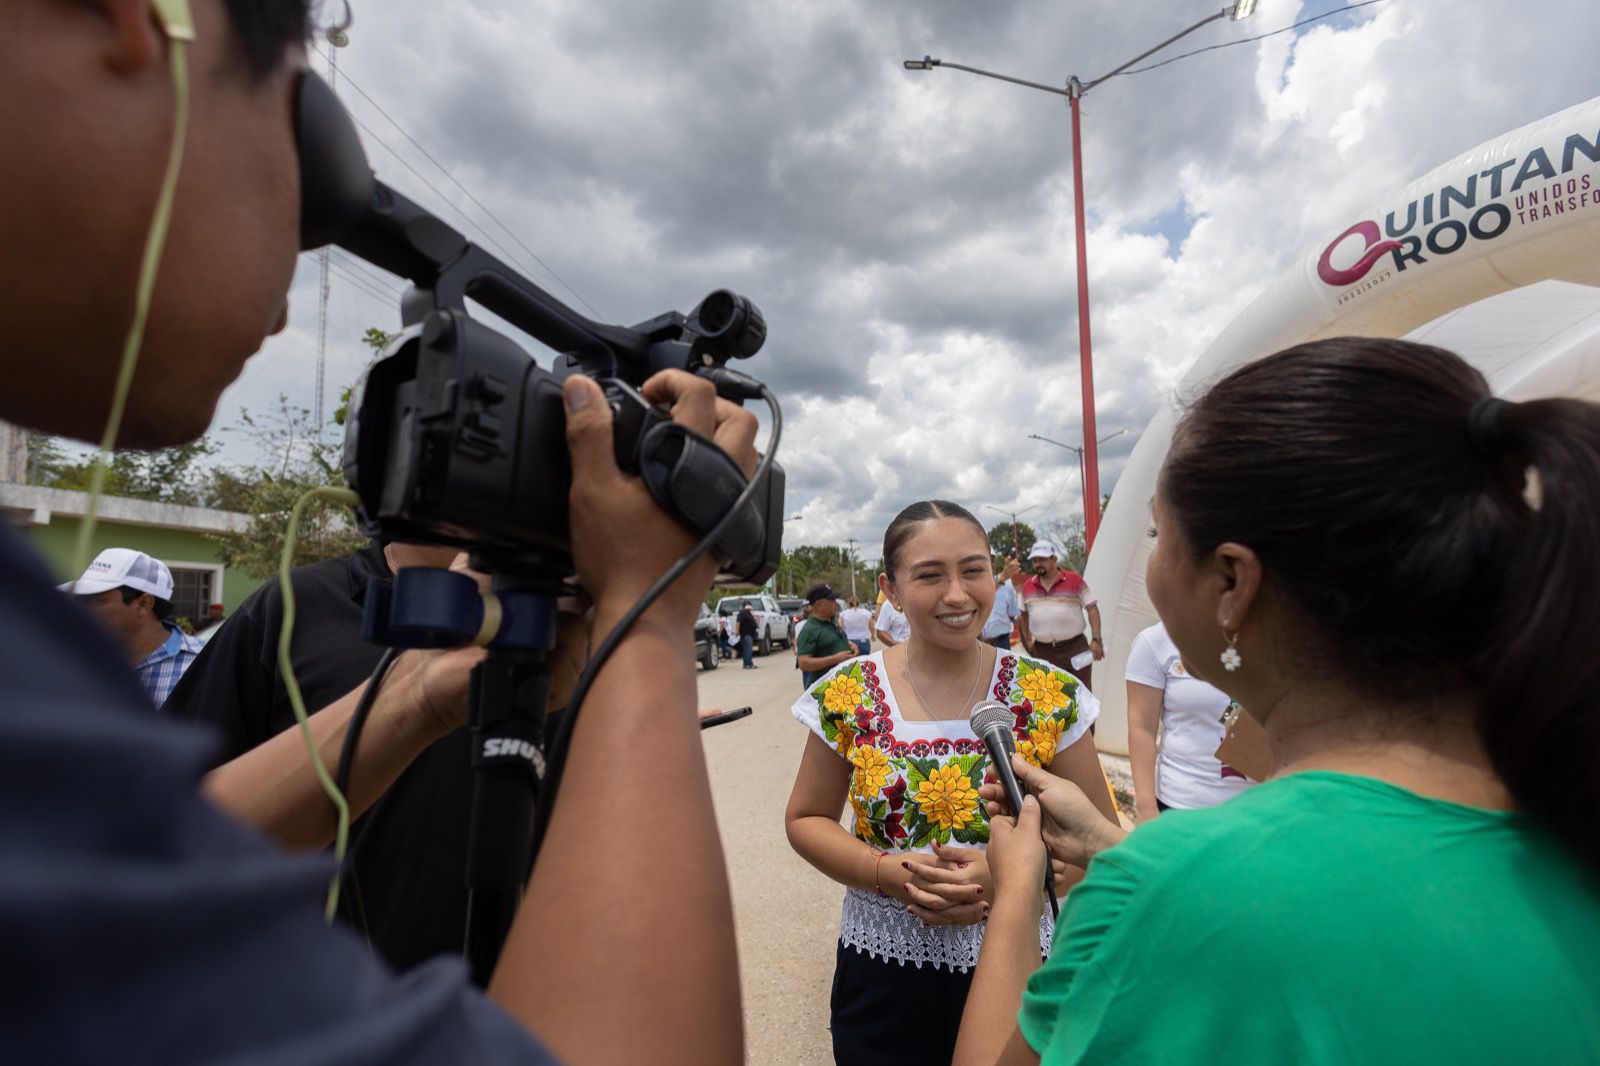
[1125,620,1255,817]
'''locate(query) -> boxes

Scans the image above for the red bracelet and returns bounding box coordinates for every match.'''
[870,848,889,896]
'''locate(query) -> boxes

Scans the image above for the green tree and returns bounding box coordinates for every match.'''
[1036,514,1088,573]
[769,544,876,600]
[26,433,218,507]
[205,395,367,579]
[334,327,394,427]
[986,521,1036,564]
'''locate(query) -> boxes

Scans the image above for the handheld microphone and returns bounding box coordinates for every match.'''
[969,699,1060,920]
[970,700,1027,821]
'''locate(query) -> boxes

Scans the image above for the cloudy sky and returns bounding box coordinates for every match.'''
[221,0,1599,566]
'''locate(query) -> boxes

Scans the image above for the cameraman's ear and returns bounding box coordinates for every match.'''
[93,0,167,75]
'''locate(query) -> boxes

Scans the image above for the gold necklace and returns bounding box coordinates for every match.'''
[904,642,986,719]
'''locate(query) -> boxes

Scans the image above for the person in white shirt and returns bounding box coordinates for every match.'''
[873,598,911,647]
[838,598,873,655]
[1125,620,1257,817]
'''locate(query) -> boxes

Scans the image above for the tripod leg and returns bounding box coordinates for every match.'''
[464,652,551,984]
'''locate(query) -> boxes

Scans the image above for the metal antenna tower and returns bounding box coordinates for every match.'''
[313,2,353,433]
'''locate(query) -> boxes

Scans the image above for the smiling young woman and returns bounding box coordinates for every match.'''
[783,500,1118,1064]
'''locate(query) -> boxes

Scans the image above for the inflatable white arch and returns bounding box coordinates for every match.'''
[1089,95,1600,755]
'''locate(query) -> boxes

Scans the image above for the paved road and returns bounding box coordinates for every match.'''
[696,645,840,1065]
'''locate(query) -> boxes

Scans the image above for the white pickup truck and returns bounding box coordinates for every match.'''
[716,594,794,656]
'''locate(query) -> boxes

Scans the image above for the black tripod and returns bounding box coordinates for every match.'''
[362,553,563,984]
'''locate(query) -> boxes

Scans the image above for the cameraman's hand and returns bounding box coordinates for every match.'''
[982,754,1127,869]
[379,645,485,739]
[563,371,758,622]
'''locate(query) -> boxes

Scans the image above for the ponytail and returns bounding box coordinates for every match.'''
[1474,398,1600,876]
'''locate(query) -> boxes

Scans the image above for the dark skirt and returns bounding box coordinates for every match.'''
[829,940,975,1065]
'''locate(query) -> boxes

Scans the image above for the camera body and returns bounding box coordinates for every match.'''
[297,71,784,584]
[343,305,784,581]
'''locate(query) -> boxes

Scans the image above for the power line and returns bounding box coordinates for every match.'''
[302,252,404,308]
[328,265,401,308]
[309,44,604,320]
[1107,0,1388,80]
[330,247,406,298]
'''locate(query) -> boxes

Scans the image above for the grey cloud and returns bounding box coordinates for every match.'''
[219,0,1600,554]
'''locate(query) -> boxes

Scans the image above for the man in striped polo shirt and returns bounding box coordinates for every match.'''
[1017,540,1103,690]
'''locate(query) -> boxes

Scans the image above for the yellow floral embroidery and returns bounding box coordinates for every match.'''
[850,743,892,799]
[824,674,866,716]
[1017,739,1044,769]
[913,763,980,832]
[850,790,874,840]
[1018,669,1070,715]
[1028,717,1065,765]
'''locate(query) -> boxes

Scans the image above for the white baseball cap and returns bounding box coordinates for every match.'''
[59,548,175,601]
[1027,541,1057,560]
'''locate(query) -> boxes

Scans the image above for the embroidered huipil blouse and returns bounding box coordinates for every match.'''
[790,651,1098,971]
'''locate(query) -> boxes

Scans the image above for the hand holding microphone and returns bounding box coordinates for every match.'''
[979,753,1130,871]
[969,700,1059,919]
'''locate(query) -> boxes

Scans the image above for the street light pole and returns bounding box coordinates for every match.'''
[983,502,1042,560]
[845,538,859,600]
[905,2,1257,552]
[1065,77,1100,548]
[1029,429,1127,531]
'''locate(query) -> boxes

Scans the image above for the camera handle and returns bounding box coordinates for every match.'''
[362,563,561,985]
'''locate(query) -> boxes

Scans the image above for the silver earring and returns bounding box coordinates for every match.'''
[1220,631,1242,672]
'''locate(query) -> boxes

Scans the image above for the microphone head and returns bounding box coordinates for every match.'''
[969,700,1013,737]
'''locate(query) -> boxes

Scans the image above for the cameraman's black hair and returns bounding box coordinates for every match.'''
[118,585,174,621]
[221,0,314,79]
[1162,336,1600,876]
[882,500,986,581]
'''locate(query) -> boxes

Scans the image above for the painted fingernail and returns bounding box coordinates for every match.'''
[902,862,911,870]
[957,862,969,869]
[975,886,983,895]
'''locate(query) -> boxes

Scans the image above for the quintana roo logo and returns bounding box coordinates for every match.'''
[1317,220,1402,286]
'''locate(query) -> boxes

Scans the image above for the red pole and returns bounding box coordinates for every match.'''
[1068,85,1102,551]
[1012,512,1020,560]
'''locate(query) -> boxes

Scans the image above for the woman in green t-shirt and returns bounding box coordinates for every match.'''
[955,337,1600,1065]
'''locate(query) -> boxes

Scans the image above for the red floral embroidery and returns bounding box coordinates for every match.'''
[883,776,908,809]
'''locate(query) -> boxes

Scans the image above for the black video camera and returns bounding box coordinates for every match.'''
[293,73,783,583]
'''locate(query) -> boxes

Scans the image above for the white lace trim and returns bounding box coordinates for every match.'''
[837,886,1055,973]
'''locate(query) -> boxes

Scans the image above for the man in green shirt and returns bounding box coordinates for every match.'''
[796,583,854,688]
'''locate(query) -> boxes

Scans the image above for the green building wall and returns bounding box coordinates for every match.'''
[26,516,266,614]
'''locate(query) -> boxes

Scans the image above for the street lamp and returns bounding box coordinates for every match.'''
[844,537,860,600]
[780,513,805,595]
[979,486,1056,557]
[1030,429,1127,530]
[904,2,1257,551]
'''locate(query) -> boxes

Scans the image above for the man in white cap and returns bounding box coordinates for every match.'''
[63,548,202,708]
[1017,539,1103,689]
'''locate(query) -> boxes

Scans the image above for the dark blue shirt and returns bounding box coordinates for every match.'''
[0,529,555,1064]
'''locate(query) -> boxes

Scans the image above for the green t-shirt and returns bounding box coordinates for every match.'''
[797,617,852,686]
[796,617,851,657]
[1020,771,1600,1064]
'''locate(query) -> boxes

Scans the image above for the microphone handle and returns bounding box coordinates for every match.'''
[982,729,1028,822]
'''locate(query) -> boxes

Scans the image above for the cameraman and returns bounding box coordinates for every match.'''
[1,3,747,1063]
[165,539,479,970]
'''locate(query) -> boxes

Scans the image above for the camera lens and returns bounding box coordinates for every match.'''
[696,290,766,359]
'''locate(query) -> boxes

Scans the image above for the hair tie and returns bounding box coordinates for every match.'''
[1466,396,1508,459]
